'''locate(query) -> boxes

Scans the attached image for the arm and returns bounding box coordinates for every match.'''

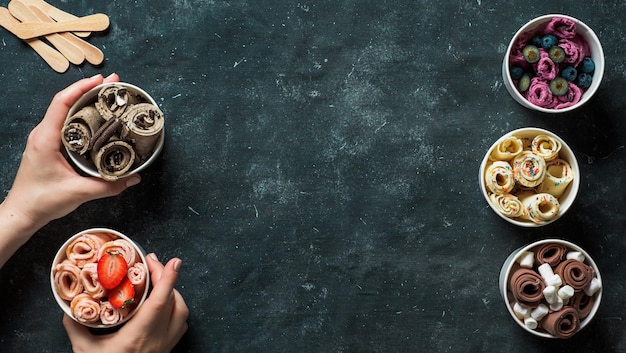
[0,73,140,268]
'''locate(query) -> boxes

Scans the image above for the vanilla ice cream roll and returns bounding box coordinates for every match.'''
[489,193,525,218]
[95,85,140,121]
[91,140,136,180]
[537,159,574,198]
[531,134,562,161]
[120,103,164,161]
[61,106,105,155]
[512,151,547,188]
[519,192,561,225]
[489,136,524,161]
[485,161,516,195]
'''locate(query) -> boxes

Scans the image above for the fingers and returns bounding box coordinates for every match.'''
[62,314,95,351]
[41,73,120,134]
[148,256,182,304]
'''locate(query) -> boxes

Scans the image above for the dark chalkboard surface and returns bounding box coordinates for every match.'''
[1,1,625,352]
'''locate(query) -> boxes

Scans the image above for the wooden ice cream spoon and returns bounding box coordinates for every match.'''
[18,0,91,37]
[0,4,108,39]
[0,7,69,72]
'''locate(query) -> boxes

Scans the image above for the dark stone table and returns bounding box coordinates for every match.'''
[0,1,625,352]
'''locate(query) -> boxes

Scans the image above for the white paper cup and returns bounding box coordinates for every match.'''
[50,228,150,329]
[479,127,579,227]
[499,239,602,338]
[502,14,604,113]
[64,82,164,179]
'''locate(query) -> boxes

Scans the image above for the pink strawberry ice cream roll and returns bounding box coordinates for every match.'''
[525,77,557,109]
[127,261,147,291]
[544,17,577,39]
[100,301,130,326]
[80,262,107,299]
[65,232,112,268]
[510,31,534,67]
[533,50,557,81]
[98,239,137,268]
[559,37,590,67]
[53,260,84,301]
[71,293,101,324]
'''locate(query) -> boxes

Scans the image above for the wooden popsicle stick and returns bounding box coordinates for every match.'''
[0,7,69,72]
[8,0,84,65]
[27,5,103,65]
[16,0,90,37]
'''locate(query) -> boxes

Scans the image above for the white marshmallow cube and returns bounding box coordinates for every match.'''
[584,277,602,296]
[549,295,564,311]
[524,317,538,330]
[518,251,535,268]
[543,286,559,304]
[566,251,585,263]
[537,263,554,280]
[558,285,575,300]
[513,302,531,319]
[531,304,549,321]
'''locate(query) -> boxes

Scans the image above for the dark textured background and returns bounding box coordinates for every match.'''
[0,1,625,352]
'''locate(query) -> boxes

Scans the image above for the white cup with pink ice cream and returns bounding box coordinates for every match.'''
[50,228,150,329]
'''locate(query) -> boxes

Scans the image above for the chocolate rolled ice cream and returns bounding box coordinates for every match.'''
[505,241,602,338]
[62,84,164,180]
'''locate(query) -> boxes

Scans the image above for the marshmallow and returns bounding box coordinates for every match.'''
[566,251,585,263]
[524,317,538,330]
[584,277,602,296]
[518,251,535,268]
[513,302,531,319]
[549,295,564,311]
[558,285,575,300]
[545,274,563,287]
[538,263,554,280]
[531,304,549,321]
[543,286,559,304]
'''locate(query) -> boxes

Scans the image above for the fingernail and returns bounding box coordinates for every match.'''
[90,73,102,79]
[148,253,158,261]
[126,176,141,187]
[105,72,117,80]
[173,259,182,272]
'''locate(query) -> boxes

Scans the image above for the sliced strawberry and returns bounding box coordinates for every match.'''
[108,277,135,309]
[97,252,128,289]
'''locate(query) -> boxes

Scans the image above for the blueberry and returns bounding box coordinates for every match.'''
[522,45,540,63]
[541,35,558,50]
[576,72,593,88]
[549,77,569,96]
[531,35,543,48]
[548,46,566,63]
[518,73,531,92]
[578,57,595,73]
[510,66,524,80]
[561,66,578,81]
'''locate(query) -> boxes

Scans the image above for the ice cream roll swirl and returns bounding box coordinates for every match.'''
[53,260,84,301]
[537,159,574,198]
[509,268,546,308]
[531,134,561,162]
[65,232,112,268]
[489,193,524,218]
[100,301,129,326]
[80,263,106,299]
[61,106,105,155]
[570,291,596,320]
[520,192,560,225]
[534,243,567,267]
[95,85,140,121]
[71,293,101,324]
[489,136,523,161]
[91,140,136,181]
[98,239,138,268]
[513,151,546,188]
[554,259,595,291]
[485,161,516,195]
[541,306,580,339]
[121,103,164,161]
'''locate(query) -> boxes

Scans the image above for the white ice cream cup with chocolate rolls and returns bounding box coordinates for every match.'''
[499,239,602,338]
[50,228,150,329]
[62,82,164,180]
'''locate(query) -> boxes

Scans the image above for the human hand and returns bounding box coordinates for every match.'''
[2,74,141,231]
[63,254,189,353]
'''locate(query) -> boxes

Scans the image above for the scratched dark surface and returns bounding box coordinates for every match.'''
[1,0,626,352]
